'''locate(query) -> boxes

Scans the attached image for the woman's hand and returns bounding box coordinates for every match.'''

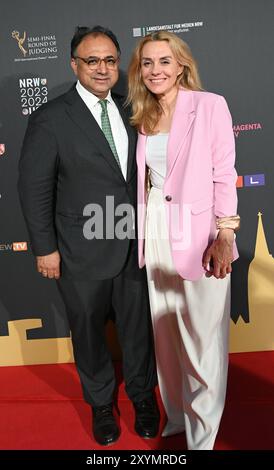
[202,229,234,279]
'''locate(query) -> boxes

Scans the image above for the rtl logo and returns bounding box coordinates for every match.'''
[237,174,265,188]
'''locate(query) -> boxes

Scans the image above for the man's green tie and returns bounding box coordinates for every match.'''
[99,99,121,170]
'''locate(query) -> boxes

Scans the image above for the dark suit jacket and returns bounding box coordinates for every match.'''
[18,85,139,280]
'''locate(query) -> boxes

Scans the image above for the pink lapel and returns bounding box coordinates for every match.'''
[136,131,147,178]
[166,89,196,178]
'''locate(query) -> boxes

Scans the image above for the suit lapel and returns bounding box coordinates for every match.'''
[64,87,125,182]
[166,89,196,178]
[112,96,136,182]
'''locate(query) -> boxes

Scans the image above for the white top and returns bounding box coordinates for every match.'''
[146,134,169,189]
[76,80,129,179]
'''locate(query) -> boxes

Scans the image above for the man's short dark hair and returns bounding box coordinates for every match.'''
[71,25,121,58]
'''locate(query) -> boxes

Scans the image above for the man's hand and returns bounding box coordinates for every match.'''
[202,229,234,279]
[37,250,61,279]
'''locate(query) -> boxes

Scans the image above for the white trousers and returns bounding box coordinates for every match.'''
[145,187,231,450]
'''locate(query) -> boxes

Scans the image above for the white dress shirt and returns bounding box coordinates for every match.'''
[146,133,169,189]
[76,80,129,179]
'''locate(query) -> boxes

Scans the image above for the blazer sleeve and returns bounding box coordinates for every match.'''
[211,95,238,217]
[18,108,59,256]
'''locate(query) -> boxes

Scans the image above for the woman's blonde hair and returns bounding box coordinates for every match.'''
[127,31,202,134]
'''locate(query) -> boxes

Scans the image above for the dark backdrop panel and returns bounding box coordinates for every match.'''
[0,0,273,356]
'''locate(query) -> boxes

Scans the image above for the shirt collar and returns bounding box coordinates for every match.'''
[76,80,113,107]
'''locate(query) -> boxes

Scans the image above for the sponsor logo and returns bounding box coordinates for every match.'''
[19,77,48,115]
[0,241,28,252]
[12,30,58,61]
[0,144,5,156]
[13,242,28,251]
[237,174,265,188]
[233,123,262,138]
[133,21,204,37]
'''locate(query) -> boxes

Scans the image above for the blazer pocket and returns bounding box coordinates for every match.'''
[56,211,77,217]
[56,211,79,228]
[191,196,214,214]
[56,211,89,221]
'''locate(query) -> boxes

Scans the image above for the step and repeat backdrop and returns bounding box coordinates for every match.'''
[0,0,273,366]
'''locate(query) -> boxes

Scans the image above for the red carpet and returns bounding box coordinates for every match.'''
[0,351,273,450]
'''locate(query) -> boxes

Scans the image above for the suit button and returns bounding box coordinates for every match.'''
[165,195,172,202]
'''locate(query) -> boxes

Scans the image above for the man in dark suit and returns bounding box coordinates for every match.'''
[18,26,159,446]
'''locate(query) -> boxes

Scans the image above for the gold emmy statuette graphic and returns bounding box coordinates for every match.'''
[12,30,27,57]
[230,212,274,353]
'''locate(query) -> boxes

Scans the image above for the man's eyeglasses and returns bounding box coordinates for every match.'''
[74,56,119,70]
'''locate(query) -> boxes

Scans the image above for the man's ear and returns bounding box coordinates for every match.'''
[71,57,78,76]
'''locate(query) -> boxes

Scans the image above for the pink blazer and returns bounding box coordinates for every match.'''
[137,88,239,281]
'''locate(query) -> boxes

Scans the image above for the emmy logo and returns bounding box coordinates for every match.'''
[12,30,27,57]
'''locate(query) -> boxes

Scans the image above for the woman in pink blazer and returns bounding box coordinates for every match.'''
[127,31,240,450]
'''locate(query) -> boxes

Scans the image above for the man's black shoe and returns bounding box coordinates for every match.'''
[133,397,160,439]
[92,404,120,446]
